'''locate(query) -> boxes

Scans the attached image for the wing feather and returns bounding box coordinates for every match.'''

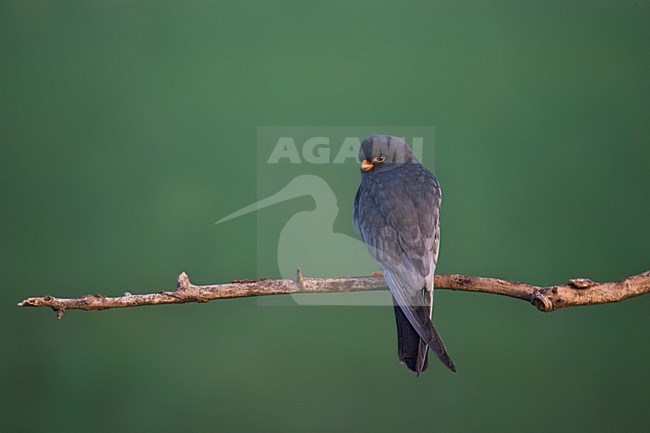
[354,164,441,293]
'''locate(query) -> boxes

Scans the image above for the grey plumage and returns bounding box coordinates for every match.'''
[353,135,455,374]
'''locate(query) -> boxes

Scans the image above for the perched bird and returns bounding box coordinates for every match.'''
[353,135,455,374]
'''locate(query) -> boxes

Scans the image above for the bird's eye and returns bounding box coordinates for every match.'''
[374,155,386,163]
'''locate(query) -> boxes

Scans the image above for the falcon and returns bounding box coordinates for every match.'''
[353,135,455,374]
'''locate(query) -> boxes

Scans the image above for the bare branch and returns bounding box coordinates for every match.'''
[17,270,650,319]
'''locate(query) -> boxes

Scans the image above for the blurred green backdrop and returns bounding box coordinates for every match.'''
[1,1,649,432]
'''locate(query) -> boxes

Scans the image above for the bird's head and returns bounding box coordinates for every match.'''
[358,135,418,173]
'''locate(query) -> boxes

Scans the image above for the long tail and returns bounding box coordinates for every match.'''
[393,304,429,373]
[393,302,456,374]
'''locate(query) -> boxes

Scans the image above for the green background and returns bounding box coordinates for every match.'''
[2,1,649,432]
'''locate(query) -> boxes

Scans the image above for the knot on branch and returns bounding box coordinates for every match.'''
[568,278,596,289]
[177,272,191,290]
[531,291,554,312]
[296,268,306,289]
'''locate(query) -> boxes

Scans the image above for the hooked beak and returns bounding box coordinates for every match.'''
[360,159,374,172]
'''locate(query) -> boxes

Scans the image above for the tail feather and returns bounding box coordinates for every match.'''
[392,298,456,374]
[393,304,429,373]
[425,320,456,373]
